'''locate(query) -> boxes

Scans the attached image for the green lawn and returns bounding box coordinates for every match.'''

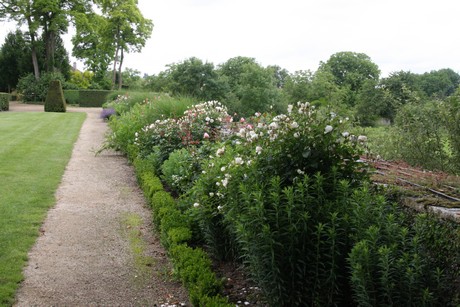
[0,112,86,306]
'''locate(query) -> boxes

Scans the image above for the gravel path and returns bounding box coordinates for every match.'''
[11,103,189,306]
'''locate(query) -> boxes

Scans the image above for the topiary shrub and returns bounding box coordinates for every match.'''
[0,93,10,111]
[44,80,66,113]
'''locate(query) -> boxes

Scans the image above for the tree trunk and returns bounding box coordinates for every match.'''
[45,30,56,72]
[112,26,121,89]
[26,17,40,80]
[117,48,124,90]
[112,45,119,89]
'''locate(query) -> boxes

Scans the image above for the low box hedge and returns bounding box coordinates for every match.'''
[0,92,11,111]
[134,158,232,307]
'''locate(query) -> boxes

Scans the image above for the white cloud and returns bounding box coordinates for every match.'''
[1,0,459,77]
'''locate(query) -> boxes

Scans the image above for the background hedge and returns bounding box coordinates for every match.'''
[63,90,80,105]
[78,90,112,107]
[0,93,11,111]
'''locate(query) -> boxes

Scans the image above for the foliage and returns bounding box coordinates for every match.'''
[105,94,194,155]
[183,103,367,262]
[418,68,460,99]
[72,12,113,84]
[134,100,231,163]
[0,93,10,111]
[354,79,393,126]
[108,92,460,305]
[161,148,202,195]
[394,101,454,173]
[121,68,144,90]
[78,90,112,107]
[348,201,460,307]
[93,0,153,89]
[444,90,460,171]
[170,244,223,306]
[68,70,94,89]
[44,80,66,112]
[217,56,283,117]
[317,51,380,106]
[0,112,85,306]
[166,57,225,101]
[17,72,66,102]
[133,163,230,306]
[282,69,314,103]
[0,30,33,92]
[0,0,90,78]
[63,90,80,104]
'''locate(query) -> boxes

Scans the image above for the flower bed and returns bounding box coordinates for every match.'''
[105,95,460,306]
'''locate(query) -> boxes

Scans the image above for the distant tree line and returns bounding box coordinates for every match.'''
[140,53,460,123]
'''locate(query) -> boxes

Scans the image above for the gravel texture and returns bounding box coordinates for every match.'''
[10,103,189,306]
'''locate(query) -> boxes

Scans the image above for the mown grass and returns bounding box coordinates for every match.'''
[0,112,86,306]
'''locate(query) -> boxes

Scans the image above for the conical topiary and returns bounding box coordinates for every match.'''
[44,80,66,112]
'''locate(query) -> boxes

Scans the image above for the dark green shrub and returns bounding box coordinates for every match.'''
[79,90,112,107]
[0,93,10,111]
[63,90,80,105]
[140,172,163,199]
[135,165,228,305]
[44,80,66,113]
[17,72,66,103]
[149,191,176,232]
[169,244,224,306]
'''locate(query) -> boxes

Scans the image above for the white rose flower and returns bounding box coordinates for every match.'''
[324,125,333,134]
[290,121,299,129]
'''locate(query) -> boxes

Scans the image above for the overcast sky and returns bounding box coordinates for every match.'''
[1,0,459,77]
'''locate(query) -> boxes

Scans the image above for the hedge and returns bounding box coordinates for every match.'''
[133,157,232,307]
[78,90,112,107]
[63,90,80,105]
[0,93,10,111]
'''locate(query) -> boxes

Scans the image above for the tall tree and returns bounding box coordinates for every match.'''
[0,0,91,78]
[0,30,33,92]
[218,56,282,116]
[317,52,380,106]
[166,57,224,101]
[0,0,41,79]
[72,12,113,85]
[95,0,153,89]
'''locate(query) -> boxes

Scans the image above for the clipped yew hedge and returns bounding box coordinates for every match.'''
[79,90,112,107]
[63,90,80,105]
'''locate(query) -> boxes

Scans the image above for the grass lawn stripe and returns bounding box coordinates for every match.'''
[0,112,86,306]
